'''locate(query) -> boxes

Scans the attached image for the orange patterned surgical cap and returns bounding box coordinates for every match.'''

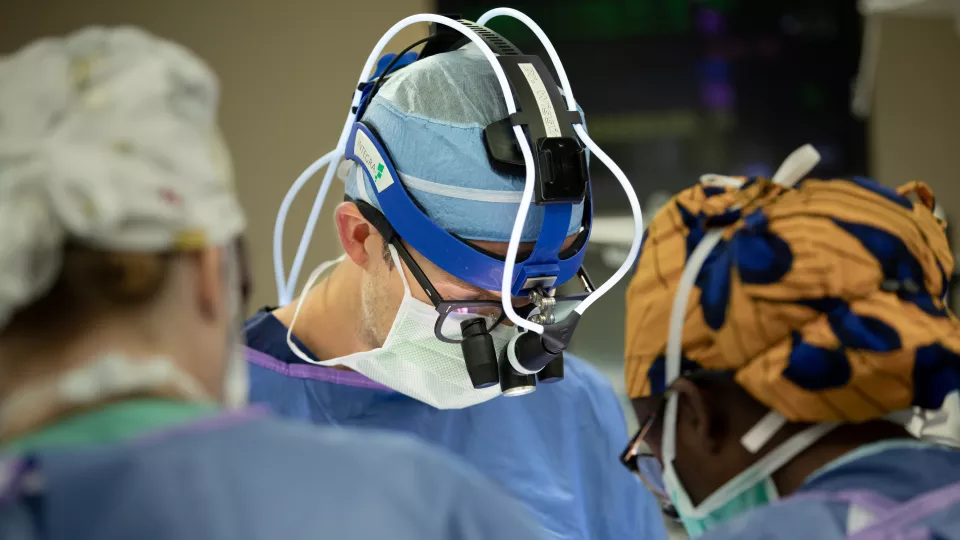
[625,176,960,423]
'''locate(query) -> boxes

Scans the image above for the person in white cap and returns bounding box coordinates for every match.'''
[0,26,546,540]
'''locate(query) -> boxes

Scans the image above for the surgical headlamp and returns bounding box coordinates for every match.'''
[273,9,645,396]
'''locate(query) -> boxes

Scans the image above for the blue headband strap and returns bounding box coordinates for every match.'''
[345,121,587,294]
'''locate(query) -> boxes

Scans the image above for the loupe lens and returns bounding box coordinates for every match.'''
[460,318,499,389]
[499,354,536,396]
[538,354,564,383]
[439,306,503,342]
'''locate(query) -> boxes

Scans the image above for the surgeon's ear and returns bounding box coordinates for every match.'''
[334,202,376,269]
[673,378,724,456]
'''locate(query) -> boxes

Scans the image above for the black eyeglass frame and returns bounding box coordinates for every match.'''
[354,199,596,344]
[392,235,595,344]
[620,390,678,518]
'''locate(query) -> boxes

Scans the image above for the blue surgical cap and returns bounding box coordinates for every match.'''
[345,45,585,243]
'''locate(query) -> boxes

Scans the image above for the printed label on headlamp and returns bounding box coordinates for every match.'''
[518,63,561,138]
[354,130,395,192]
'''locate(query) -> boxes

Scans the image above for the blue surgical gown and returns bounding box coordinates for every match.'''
[702,440,960,539]
[245,310,666,540]
[0,405,548,539]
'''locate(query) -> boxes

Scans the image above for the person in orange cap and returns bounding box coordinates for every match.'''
[622,145,960,538]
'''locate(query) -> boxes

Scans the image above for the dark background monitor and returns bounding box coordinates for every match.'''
[438,0,866,215]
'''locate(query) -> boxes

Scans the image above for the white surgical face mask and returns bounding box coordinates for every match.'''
[287,246,512,409]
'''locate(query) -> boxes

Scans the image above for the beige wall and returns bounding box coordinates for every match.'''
[871,16,960,249]
[1,0,429,311]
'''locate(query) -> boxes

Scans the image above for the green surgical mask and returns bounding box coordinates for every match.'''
[666,464,778,538]
[661,401,838,538]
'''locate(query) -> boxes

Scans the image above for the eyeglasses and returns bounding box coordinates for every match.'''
[620,391,675,515]
[355,200,594,343]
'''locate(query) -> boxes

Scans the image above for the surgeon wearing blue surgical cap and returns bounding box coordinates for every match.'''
[244,45,667,539]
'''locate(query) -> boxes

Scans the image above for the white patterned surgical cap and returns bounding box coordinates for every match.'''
[0,26,245,329]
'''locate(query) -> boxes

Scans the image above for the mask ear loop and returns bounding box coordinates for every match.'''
[386,244,412,297]
[661,228,726,465]
[693,422,839,518]
[285,256,346,366]
[285,245,413,366]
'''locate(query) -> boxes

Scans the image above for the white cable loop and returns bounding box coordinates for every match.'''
[488,11,644,331]
[477,8,577,111]
[275,11,647,338]
[501,124,543,334]
[573,125,643,315]
[274,149,336,303]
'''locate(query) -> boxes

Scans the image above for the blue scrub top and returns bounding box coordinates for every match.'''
[245,310,666,540]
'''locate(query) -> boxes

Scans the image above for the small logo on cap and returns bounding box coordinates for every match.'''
[354,130,394,192]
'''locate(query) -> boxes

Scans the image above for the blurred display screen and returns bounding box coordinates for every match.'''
[436,0,866,216]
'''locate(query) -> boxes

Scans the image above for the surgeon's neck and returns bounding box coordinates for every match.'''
[274,262,369,363]
[771,421,914,495]
[0,314,214,440]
